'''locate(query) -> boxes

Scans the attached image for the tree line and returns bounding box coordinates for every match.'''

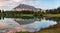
[4,10,34,14]
[46,7,60,14]
[0,10,43,18]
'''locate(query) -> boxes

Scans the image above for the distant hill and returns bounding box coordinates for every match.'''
[12,4,39,11]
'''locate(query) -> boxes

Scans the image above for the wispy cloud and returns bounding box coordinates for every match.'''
[0,0,60,10]
[0,0,37,6]
[0,0,38,10]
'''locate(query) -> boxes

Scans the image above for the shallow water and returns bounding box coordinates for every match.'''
[0,17,57,33]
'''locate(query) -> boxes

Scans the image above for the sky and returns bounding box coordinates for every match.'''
[0,0,60,10]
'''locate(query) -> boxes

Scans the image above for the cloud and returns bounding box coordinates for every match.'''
[0,0,60,10]
[0,0,13,6]
[0,2,6,6]
[13,0,24,2]
[0,0,39,10]
[0,0,38,6]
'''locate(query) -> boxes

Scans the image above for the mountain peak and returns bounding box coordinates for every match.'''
[12,4,38,11]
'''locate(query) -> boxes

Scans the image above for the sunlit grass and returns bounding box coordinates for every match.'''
[20,14,33,16]
[44,14,60,17]
[16,32,28,33]
[36,23,60,33]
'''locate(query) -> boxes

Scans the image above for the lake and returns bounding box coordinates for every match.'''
[0,17,59,33]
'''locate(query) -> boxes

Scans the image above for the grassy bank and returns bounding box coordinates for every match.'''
[20,14,33,16]
[5,14,34,18]
[44,14,60,17]
[16,23,60,33]
[36,23,60,33]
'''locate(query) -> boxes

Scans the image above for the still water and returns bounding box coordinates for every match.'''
[0,17,58,33]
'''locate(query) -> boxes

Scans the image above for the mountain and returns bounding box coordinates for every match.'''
[12,4,38,11]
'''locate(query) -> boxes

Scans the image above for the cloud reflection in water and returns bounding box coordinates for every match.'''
[0,18,57,33]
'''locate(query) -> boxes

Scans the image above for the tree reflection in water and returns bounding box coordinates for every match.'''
[45,17,60,24]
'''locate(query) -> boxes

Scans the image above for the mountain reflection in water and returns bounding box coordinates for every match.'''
[0,17,57,33]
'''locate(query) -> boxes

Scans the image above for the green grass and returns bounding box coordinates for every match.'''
[16,32,28,33]
[20,14,33,16]
[44,14,60,17]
